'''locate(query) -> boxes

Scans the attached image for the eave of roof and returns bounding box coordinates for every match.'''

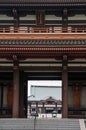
[0,0,86,3]
[0,46,86,59]
[0,0,86,7]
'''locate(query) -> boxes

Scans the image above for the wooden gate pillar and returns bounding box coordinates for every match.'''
[19,71,25,118]
[12,55,19,118]
[62,55,68,118]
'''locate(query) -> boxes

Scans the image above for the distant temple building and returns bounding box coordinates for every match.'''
[0,0,86,118]
[28,96,62,118]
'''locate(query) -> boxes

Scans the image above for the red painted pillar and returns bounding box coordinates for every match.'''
[19,71,25,118]
[62,55,68,118]
[12,55,19,118]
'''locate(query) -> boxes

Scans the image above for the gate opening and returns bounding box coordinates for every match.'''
[27,80,62,118]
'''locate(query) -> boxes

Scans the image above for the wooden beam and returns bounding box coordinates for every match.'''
[0,33,86,40]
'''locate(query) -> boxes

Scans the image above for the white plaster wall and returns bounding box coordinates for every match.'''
[20,14,62,21]
[45,15,62,20]
[68,14,86,20]
[20,15,36,20]
[0,15,13,20]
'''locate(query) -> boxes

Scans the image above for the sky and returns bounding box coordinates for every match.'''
[28,80,62,100]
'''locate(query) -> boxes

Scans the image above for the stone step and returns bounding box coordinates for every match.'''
[0,118,81,130]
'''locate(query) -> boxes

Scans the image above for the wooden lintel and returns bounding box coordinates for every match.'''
[0,33,86,40]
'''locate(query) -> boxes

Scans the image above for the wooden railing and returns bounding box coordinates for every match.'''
[0,26,86,33]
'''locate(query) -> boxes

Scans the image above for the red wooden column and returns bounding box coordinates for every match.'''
[12,55,19,118]
[19,71,25,118]
[62,55,68,118]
